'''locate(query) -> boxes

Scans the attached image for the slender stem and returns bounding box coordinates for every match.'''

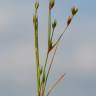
[46,44,58,85]
[41,4,52,95]
[41,51,49,96]
[47,74,65,96]
[42,44,58,96]
[53,25,68,48]
[48,8,51,50]
[43,51,49,75]
[46,25,69,81]
[33,3,40,95]
[50,28,54,42]
[53,15,74,48]
[43,24,70,95]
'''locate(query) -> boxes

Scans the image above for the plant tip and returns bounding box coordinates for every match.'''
[49,0,55,10]
[35,1,39,10]
[71,6,78,16]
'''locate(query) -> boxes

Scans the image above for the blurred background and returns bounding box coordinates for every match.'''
[0,0,96,96]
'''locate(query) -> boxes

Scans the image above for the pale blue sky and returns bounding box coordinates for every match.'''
[0,0,96,96]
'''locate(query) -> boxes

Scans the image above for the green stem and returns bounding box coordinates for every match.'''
[42,45,58,96]
[47,74,65,96]
[34,11,40,96]
[46,44,58,86]
[53,25,68,48]
[50,28,54,42]
[41,51,49,96]
[43,24,70,95]
[41,4,52,95]
[48,8,51,49]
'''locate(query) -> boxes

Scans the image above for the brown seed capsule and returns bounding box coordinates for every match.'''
[49,0,55,10]
[67,16,72,26]
[71,6,78,16]
[52,19,57,29]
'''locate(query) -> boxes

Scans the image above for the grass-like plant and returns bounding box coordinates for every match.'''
[33,0,78,96]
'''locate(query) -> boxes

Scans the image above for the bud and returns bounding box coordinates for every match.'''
[52,19,57,30]
[71,6,78,16]
[49,0,55,10]
[40,66,43,76]
[35,1,39,10]
[67,16,72,26]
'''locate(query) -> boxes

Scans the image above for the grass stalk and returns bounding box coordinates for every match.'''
[33,1,78,96]
[47,74,65,96]
[33,1,40,95]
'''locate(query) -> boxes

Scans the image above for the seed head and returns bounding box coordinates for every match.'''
[67,16,72,26]
[71,6,78,16]
[49,0,55,10]
[52,19,57,29]
[35,1,39,10]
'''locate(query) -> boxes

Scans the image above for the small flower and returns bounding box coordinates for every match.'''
[35,1,39,10]
[49,0,55,10]
[52,19,57,30]
[71,6,78,16]
[67,16,72,26]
